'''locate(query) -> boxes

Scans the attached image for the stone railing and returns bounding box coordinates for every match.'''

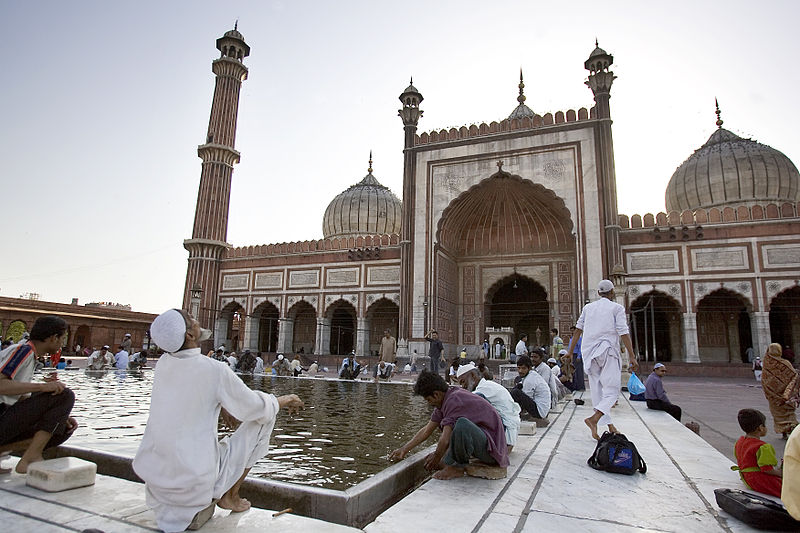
[225,233,400,259]
[619,201,800,229]
[415,106,596,145]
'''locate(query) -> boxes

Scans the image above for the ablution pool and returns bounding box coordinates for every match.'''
[58,369,436,491]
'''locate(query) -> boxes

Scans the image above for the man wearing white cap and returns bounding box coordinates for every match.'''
[120,333,132,354]
[87,346,111,370]
[566,280,638,440]
[133,309,304,532]
[456,362,521,451]
[644,363,681,421]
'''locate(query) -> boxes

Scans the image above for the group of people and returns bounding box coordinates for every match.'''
[209,348,316,378]
[86,339,149,371]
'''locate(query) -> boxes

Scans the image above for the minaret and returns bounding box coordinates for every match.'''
[183,26,250,327]
[397,80,423,353]
[584,40,623,281]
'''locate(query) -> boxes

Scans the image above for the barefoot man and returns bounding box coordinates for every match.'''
[133,309,304,532]
[566,280,638,440]
[389,371,508,480]
[0,316,77,473]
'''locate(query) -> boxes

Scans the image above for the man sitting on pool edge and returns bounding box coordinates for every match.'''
[389,370,508,480]
[133,309,304,532]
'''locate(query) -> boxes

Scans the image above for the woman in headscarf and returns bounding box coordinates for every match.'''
[761,343,800,439]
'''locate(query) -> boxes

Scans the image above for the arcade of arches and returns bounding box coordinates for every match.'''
[434,172,577,348]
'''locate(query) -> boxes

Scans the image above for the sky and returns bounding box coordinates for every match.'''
[0,0,798,314]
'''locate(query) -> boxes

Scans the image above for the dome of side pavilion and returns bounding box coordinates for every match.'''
[322,155,402,239]
[665,105,800,212]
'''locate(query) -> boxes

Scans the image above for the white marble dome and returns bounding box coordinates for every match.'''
[322,164,402,239]
[665,127,800,212]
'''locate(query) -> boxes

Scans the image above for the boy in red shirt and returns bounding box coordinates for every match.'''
[733,408,783,497]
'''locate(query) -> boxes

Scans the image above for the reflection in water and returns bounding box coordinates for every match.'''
[59,370,436,490]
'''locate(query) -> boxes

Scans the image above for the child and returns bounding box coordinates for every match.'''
[733,408,783,497]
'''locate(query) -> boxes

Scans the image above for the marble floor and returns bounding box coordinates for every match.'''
[1,389,792,532]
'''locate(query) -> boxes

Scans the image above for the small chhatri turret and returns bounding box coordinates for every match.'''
[398,78,424,127]
[585,39,616,119]
[508,69,535,120]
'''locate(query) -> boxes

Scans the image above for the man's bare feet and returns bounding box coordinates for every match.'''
[432,465,465,480]
[15,455,43,474]
[585,417,600,440]
[608,424,619,434]
[217,494,251,512]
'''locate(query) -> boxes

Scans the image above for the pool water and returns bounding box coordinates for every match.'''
[57,369,437,490]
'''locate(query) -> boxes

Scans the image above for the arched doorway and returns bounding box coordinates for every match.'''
[769,286,800,355]
[4,320,26,342]
[696,289,752,363]
[253,302,279,353]
[74,325,91,351]
[217,302,245,352]
[327,300,356,355]
[366,298,399,356]
[630,291,682,362]
[289,301,316,355]
[435,170,577,346]
[485,275,549,347]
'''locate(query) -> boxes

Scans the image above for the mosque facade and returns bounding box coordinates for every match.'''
[183,28,800,365]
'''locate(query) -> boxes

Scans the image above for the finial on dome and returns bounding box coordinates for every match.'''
[595,37,599,47]
[714,97,723,128]
[234,19,238,31]
[368,150,373,174]
[517,69,526,105]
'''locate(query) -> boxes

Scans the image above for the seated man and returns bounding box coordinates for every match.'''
[374,360,395,382]
[531,349,560,408]
[644,363,682,421]
[509,355,551,421]
[133,309,303,533]
[339,353,362,380]
[114,346,129,370]
[390,371,508,480]
[0,316,77,474]
[457,362,521,451]
[87,345,111,370]
[272,354,291,376]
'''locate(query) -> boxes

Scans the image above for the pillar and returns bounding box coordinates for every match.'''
[243,315,258,351]
[315,318,331,356]
[355,317,370,357]
[726,316,741,363]
[277,317,294,354]
[682,312,701,363]
[214,317,228,351]
[750,311,771,360]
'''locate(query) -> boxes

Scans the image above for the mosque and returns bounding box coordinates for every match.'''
[183,28,800,367]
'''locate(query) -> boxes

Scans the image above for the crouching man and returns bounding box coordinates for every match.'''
[0,316,77,474]
[456,362,521,452]
[133,309,304,532]
[389,371,508,480]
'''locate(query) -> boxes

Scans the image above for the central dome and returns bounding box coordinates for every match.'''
[322,157,402,239]
[665,124,800,212]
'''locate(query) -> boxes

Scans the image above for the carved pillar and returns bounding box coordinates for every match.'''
[356,317,370,357]
[315,318,331,356]
[277,317,294,354]
[751,311,771,360]
[682,313,701,363]
[214,317,228,351]
[243,315,258,351]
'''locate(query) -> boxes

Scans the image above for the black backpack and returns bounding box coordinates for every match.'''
[588,431,647,475]
[714,489,800,531]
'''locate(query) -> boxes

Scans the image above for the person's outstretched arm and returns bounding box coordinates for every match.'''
[390,420,438,460]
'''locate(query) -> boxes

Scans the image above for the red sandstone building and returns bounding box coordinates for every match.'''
[183,28,800,366]
[0,296,156,353]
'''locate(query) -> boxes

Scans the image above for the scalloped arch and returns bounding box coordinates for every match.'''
[436,172,575,256]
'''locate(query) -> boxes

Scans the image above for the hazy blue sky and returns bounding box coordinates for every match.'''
[1,0,798,314]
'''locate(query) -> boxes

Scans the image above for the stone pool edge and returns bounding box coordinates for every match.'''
[47,443,435,529]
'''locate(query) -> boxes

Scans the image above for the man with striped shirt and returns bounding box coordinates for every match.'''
[0,316,77,473]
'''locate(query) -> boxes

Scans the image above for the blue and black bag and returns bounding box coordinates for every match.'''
[588,431,647,475]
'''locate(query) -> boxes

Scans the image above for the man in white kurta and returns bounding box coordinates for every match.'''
[531,349,559,408]
[456,363,521,449]
[566,280,638,440]
[133,309,303,533]
[514,334,528,364]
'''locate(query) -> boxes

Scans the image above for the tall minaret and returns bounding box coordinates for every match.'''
[183,26,250,327]
[397,80,423,354]
[584,41,623,281]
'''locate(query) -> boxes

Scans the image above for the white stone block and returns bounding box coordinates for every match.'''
[519,422,537,436]
[26,457,96,492]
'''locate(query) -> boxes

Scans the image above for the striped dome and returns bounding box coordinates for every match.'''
[322,169,401,239]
